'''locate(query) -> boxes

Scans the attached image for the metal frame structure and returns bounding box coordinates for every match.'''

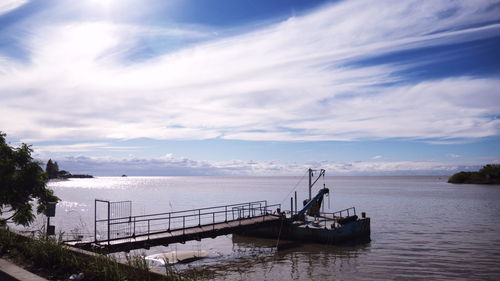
[94,199,132,244]
[94,200,280,244]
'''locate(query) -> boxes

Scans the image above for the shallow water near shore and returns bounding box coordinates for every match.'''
[35,176,500,280]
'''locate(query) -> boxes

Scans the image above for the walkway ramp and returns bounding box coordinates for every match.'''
[70,200,282,253]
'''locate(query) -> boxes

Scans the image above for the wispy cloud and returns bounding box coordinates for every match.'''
[1,0,499,143]
[0,0,28,16]
[35,142,140,153]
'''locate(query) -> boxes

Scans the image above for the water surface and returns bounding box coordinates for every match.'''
[40,176,500,280]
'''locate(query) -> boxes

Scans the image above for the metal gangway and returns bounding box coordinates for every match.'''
[71,200,282,253]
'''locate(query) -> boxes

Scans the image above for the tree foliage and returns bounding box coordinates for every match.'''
[45,159,59,179]
[0,132,60,226]
[448,164,500,184]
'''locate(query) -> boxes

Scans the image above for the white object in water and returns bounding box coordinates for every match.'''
[145,250,209,266]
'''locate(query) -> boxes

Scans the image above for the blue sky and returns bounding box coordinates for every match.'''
[1,0,499,176]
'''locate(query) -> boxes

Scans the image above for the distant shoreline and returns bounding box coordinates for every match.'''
[50,174,94,180]
[448,164,500,185]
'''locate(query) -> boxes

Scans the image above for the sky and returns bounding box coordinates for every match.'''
[1,0,499,176]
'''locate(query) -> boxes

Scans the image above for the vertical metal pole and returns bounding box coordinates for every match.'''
[94,200,97,242]
[198,209,201,226]
[168,213,171,231]
[290,197,293,215]
[294,191,297,216]
[183,217,185,235]
[129,201,132,237]
[107,201,110,245]
[309,168,312,200]
[46,216,50,237]
[213,213,215,231]
[225,206,227,222]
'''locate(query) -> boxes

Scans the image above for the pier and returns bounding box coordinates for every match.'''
[70,200,282,253]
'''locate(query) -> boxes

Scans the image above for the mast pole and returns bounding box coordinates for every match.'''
[308,168,312,200]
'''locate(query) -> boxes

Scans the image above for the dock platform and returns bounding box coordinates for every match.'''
[69,200,282,253]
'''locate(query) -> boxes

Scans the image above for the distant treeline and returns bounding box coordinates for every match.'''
[448,164,500,184]
[45,159,93,179]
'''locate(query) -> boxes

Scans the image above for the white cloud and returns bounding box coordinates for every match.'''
[1,0,499,142]
[0,0,28,16]
[35,142,140,153]
[49,154,491,176]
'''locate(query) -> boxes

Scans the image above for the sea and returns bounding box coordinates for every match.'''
[28,176,500,280]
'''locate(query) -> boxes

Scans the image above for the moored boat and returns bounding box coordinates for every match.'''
[240,169,371,244]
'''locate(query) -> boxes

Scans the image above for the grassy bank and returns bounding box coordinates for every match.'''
[0,228,210,281]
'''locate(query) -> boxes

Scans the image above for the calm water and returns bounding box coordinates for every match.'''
[39,176,500,280]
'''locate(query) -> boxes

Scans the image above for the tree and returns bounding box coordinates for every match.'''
[53,161,59,176]
[448,164,500,184]
[0,132,60,226]
[45,159,59,179]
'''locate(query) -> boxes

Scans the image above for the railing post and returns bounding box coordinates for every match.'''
[213,213,215,231]
[183,216,185,236]
[148,220,150,240]
[198,209,201,227]
[168,213,171,231]
[225,206,228,222]
[94,200,97,243]
[107,201,110,245]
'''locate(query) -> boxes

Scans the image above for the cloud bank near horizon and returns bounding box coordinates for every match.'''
[44,154,496,177]
[1,0,499,144]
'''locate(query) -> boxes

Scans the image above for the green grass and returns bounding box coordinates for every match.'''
[0,228,212,281]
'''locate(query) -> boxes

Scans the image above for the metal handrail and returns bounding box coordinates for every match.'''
[102,202,269,224]
[104,200,268,221]
[95,202,280,243]
[319,207,356,218]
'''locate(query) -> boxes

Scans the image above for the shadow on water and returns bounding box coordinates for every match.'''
[197,235,372,280]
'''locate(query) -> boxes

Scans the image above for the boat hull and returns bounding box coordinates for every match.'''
[239,217,370,244]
